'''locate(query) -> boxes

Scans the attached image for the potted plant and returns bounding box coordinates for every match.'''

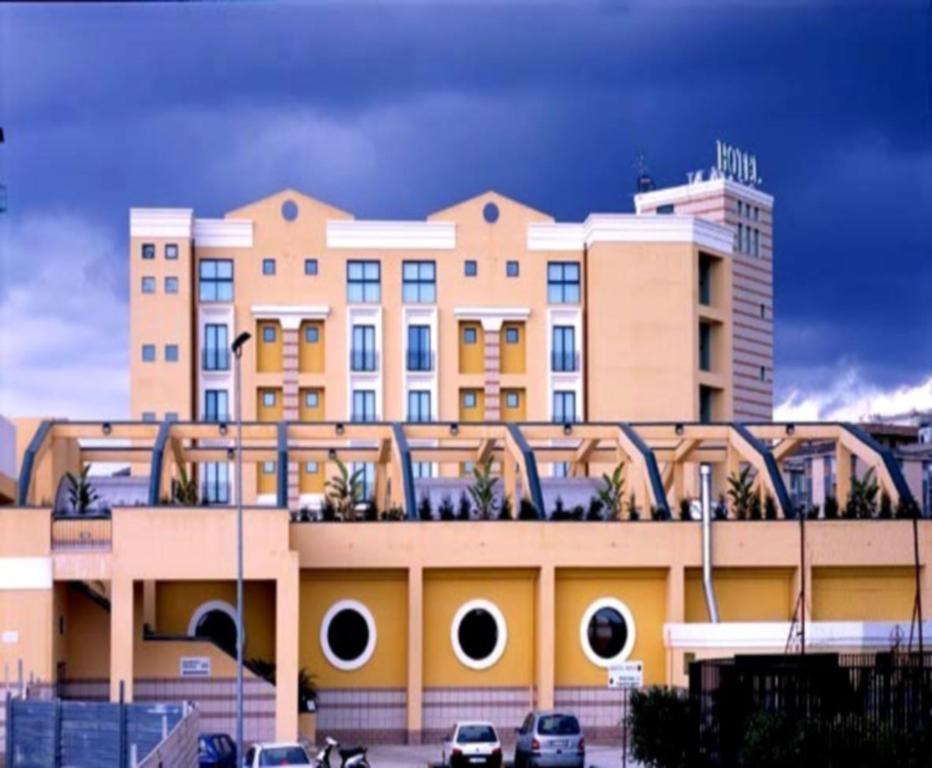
[586,497,604,521]
[468,458,499,520]
[596,462,625,521]
[325,459,364,521]
[626,492,640,521]
[457,491,472,520]
[727,467,754,520]
[518,497,539,520]
[417,494,433,521]
[823,495,839,519]
[438,494,455,520]
[499,495,513,520]
[171,465,199,506]
[65,465,99,515]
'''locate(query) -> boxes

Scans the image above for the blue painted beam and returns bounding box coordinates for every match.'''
[391,423,418,519]
[147,420,172,506]
[841,423,914,504]
[17,420,53,506]
[505,424,546,517]
[731,422,794,517]
[618,423,671,517]
[277,422,289,509]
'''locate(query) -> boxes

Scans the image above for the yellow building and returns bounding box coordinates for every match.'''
[1,417,927,746]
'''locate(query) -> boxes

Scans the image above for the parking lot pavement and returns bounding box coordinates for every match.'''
[365,743,642,768]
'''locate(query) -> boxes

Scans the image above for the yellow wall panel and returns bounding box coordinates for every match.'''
[299,570,407,688]
[299,322,325,373]
[459,389,485,422]
[423,569,535,687]
[555,568,667,687]
[257,388,283,422]
[501,389,526,422]
[299,388,325,422]
[257,320,283,373]
[812,567,914,621]
[458,322,484,374]
[500,323,526,374]
[684,568,793,623]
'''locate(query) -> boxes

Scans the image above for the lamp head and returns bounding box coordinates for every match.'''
[232,331,252,357]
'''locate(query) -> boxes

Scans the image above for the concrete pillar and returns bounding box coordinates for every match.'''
[110,576,134,702]
[503,455,517,508]
[275,555,300,741]
[665,565,685,685]
[836,443,851,506]
[406,565,423,744]
[536,564,555,709]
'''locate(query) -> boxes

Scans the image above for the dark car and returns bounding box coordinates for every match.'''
[199,732,237,768]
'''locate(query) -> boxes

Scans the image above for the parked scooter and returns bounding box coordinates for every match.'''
[313,736,371,768]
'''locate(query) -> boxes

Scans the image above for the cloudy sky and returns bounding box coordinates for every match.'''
[0,1,929,421]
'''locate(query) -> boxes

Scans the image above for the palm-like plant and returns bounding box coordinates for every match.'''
[597,462,625,520]
[171,465,199,506]
[726,466,754,520]
[65,465,98,515]
[848,469,879,519]
[468,459,499,520]
[325,458,364,521]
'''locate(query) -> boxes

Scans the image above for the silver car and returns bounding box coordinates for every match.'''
[514,711,585,768]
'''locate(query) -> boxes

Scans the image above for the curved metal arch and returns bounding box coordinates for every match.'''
[391,423,417,519]
[17,420,53,506]
[505,423,546,516]
[618,422,670,517]
[731,422,793,516]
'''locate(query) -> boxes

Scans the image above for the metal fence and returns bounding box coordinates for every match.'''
[4,694,190,768]
[689,652,932,767]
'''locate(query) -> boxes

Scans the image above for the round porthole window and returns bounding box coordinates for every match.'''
[187,600,242,658]
[281,199,299,222]
[580,598,636,668]
[451,599,508,670]
[320,600,377,671]
[482,202,500,224]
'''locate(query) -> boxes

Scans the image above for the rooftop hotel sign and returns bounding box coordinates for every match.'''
[687,140,762,187]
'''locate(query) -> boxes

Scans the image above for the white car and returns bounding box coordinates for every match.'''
[442,721,503,768]
[242,741,312,767]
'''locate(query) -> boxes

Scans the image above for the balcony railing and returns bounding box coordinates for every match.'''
[350,349,378,372]
[406,349,434,372]
[202,348,230,371]
[551,351,579,372]
[350,413,378,423]
[201,412,231,423]
[51,516,112,551]
[201,483,231,505]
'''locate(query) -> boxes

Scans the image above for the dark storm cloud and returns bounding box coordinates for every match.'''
[0,0,929,415]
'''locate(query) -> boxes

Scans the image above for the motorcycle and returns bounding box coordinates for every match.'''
[313,736,371,768]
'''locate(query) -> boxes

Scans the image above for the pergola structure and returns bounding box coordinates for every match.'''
[16,419,915,517]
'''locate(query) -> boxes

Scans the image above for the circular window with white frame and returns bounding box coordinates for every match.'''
[451,599,508,670]
[579,597,636,668]
[320,600,377,671]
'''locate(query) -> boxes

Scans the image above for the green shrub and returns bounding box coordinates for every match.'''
[628,687,690,768]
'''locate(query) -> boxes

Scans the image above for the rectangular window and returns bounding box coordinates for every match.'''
[505,327,520,344]
[760,366,767,382]
[262,391,277,408]
[463,327,477,345]
[165,243,178,260]
[506,260,519,277]
[736,222,744,253]
[141,344,156,362]
[165,412,178,422]
[505,391,520,409]
[141,276,156,293]
[203,324,230,370]
[304,258,318,275]
[699,322,711,372]
[699,386,713,424]
[306,461,319,474]
[463,391,477,409]
[142,243,155,259]
[464,260,477,277]
[352,462,375,500]
[657,204,675,215]
[352,390,376,423]
[262,325,277,343]
[262,258,276,275]
[204,390,229,422]
[407,390,431,423]
[547,262,581,304]
[552,391,576,424]
[351,325,377,371]
[347,260,381,303]
[305,325,320,343]
[305,391,319,409]
[165,344,179,362]
[407,325,431,371]
[165,276,179,294]
[551,326,576,371]
[752,228,760,258]
[203,462,230,504]
[142,412,156,423]
[262,460,275,475]
[199,259,234,302]
[698,254,712,305]
[413,462,433,479]
[761,304,767,319]
[402,261,436,303]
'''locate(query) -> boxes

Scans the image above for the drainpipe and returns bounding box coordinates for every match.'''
[700,464,720,622]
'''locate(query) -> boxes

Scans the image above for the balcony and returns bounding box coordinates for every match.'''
[406,349,434,372]
[350,349,378,372]
[201,412,231,424]
[202,348,230,371]
[551,351,579,373]
[51,515,112,551]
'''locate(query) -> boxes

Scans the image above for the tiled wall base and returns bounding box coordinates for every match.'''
[315,687,407,744]
[422,686,534,743]
[555,686,628,743]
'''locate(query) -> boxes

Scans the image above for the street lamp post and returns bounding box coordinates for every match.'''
[231,331,251,764]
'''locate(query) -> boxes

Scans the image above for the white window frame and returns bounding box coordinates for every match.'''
[319,599,377,671]
[450,598,508,671]
[579,597,636,668]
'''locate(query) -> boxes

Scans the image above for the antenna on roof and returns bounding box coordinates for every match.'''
[635,152,655,194]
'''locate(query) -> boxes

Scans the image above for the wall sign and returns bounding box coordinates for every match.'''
[608,660,644,689]
[180,657,211,677]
